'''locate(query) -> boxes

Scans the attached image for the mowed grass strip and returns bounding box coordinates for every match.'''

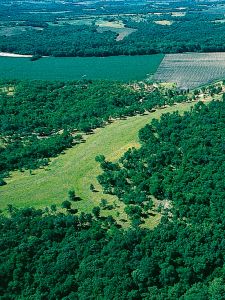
[0,101,198,219]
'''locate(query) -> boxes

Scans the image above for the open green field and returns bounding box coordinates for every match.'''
[1,101,199,224]
[0,55,164,81]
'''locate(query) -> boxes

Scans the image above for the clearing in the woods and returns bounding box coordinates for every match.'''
[1,101,203,227]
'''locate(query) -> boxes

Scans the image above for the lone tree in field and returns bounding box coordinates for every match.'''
[68,189,76,201]
[95,155,105,164]
[90,184,95,192]
[61,200,72,210]
[0,178,6,186]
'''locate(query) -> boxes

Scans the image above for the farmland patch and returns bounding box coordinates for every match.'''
[154,20,173,26]
[214,19,225,24]
[97,26,136,41]
[53,19,94,26]
[95,20,125,29]
[0,54,163,81]
[0,25,44,36]
[115,28,137,41]
[171,12,186,17]
[95,19,137,40]
[0,85,15,96]
[154,53,225,90]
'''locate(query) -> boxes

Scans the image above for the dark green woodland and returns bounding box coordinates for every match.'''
[1,99,225,299]
[1,0,225,56]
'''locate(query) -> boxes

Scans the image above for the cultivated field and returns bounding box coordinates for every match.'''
[154,53,225,90]
[0,55,163,81]
[95,20,125,29]
[154,20,173,26]
[96,26,136,41]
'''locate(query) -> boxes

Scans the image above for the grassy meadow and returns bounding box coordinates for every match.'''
[0,54,163,81]
[1,101,199,226]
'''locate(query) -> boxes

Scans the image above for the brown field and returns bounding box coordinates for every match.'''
[154,53,225,90]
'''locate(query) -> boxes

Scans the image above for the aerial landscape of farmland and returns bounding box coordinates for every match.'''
[2,0,225,299]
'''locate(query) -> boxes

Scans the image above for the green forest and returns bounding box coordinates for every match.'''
[2,15,225,57]
[1,1,225,56]
[1,99,225,299]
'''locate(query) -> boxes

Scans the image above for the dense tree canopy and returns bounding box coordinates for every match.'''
[98,99,225,225]
[2,15,225,56]
[1,192,225,299]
